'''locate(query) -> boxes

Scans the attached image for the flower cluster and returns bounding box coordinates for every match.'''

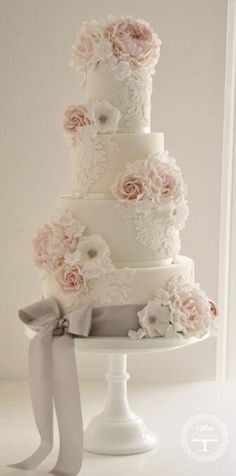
[64,100,121,138]
[111,152,189,230]
[71,16,161,82]
[128,277,219,340]
[32,210,115,294]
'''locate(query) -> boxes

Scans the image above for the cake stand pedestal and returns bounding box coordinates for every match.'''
[83,352,155,455]
[75,335,208,455]
[25,327,208,456]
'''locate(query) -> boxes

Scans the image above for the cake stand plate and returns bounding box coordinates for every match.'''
[25,328,209,456]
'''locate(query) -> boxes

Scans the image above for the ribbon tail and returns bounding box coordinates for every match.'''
[8,323,54,470]
[50,334,83,476]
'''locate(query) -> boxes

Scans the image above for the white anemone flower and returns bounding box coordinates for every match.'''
[66,234,115,279]
[92,100,121,133]
[138,299,172,337]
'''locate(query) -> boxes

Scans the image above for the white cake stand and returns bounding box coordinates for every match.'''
[25,327,209,456]
[75,334,209,456]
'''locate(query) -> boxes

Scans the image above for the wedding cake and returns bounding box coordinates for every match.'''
[10,17,220,476]
[33,16,218,339]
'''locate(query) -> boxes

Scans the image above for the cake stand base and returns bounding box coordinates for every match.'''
[84,353,157,455]
[76,335,209,456]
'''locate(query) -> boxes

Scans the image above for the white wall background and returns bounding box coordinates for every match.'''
[0,0,227,381]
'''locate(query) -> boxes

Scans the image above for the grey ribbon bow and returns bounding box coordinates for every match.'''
[9,297,142,476]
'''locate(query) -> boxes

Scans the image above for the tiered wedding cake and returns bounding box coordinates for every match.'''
[33,16,218,339]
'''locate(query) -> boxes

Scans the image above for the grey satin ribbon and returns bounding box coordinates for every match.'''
[9,297,142,475]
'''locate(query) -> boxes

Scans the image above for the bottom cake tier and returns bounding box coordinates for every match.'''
[32,206,217,340]
[42,256,194,313]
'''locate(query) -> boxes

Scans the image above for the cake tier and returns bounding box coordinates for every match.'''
[42,256,194,313]
[71,132,164,196]
[59,195,181,262]
[86,65,153,133]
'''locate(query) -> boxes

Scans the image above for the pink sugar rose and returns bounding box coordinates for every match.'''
[149,161,184,204]
[75,34,94,62]
[112,173,148,202]
[180,298,202,329]
[208,299,219,318]
[105,17,161,67]
[71,20,104,66]
[63,105,90,135]
[32,223,79,271]
[56,264,86,293]
[177,288,211,337]
[156,172,179,201]
[159,174,176,198]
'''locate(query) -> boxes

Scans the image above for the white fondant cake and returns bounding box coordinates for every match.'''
[32,16,218,340]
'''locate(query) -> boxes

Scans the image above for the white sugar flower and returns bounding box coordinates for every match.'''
[51,209,86,238]
[93,39,113,61]
[67,220,86,239]
[72,234,115,279]
[128,328,146,340]
[171,200,189,230]
[92,100,121,133]
[64,248,81,265]
[138,300,172,337]
[155,288,171,306]
[77,235,110,263]
[51,209,74,227]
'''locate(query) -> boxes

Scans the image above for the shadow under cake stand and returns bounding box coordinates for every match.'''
[25,327,209,456]
[74,334,209,455]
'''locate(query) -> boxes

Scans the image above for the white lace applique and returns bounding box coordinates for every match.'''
[118,69,152,131]
[111,153,189,257]
[43,267,135,313]
[73,131,120,197]
[116,201,181,258]
[86,268,135,306]
[64,99,121,196]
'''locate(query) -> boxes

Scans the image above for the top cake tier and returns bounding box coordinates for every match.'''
[71,16,161,133]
